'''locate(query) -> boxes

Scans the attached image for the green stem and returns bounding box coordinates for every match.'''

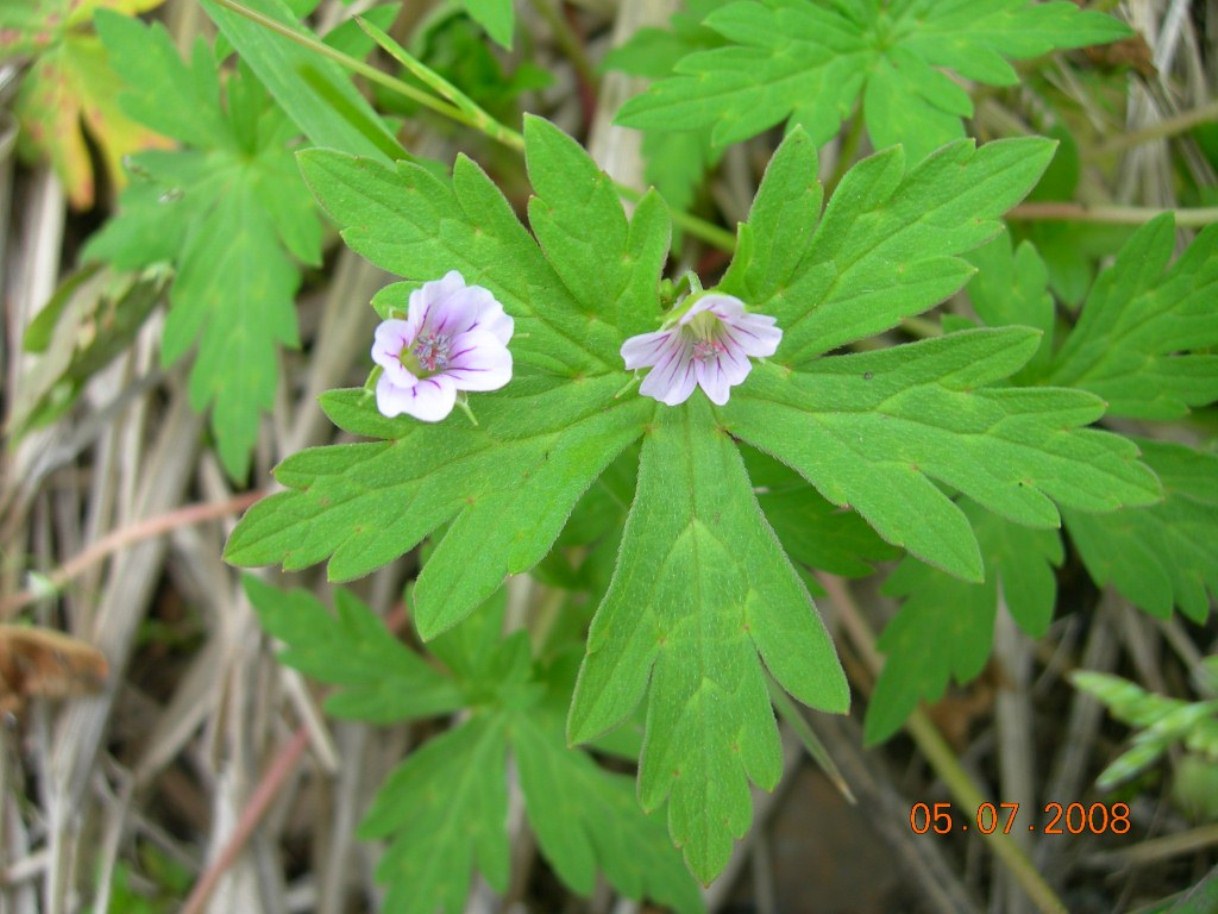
[1094,99,1218,158]
[615,183,736,252]
[766,676,856,804]
[208,0,500,146]
[1009,202,1218,227]
[902,315,942,339]
[356,16,524,152]
[209,0,737,251]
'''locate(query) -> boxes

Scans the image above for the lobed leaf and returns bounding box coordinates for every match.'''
[201,0,403,162]
[297,146,616,374]
[768,137,1054,363]
[616,0,1130,162]
[568,398,847,882]
[237,118,678,633]
[602,0,729,80]
[360,717,511,914]
[1048,215,1218,420]
[171,184,301,477]
[88,11,322,480]
[616,0,867,148]
[744,447,900,589]
[719,127,823,306]
[243,576,464,723]
[512,711,705,914]
[719,131,1054,365]
[94,12,228,147]
[524,118,671,340]
[227,377,650,638]
[864,500,1063,744]
[721,328,1161,582]
[412,391,650,639]
[1065,440,1218,624]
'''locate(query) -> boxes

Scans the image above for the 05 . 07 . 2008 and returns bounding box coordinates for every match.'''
[909,801,1132,836]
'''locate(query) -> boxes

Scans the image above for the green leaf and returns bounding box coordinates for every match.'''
[965,230,1055,382]
[243,576,465,723]
[228,111,1180,890]
[227,377,650,636]
[88,12,322,480]
[744,446,900,588]
[201,0,403,162]
[638,127,719,219]
[360,715,511,914]
[1048,215,1218,420]
[616,0,867,148]
[317,387,417,440]
[511,711,705,914]
[568,397,847,883]
[719,127,823,306]
[722,134,1055,365]
[297,142,616,374]
[1164,865,1218,914]
[602,0,729,79]
[1066,439,1218,624]
[617,0,1131,162]
[721,328,1160,582]
[412,388,648,640]
[175,188,301,476]
[1071,670,1218,789]
[864,500,1063,744]
[524,117,671,340]
[90,14,228,148]
[460,0,513,49]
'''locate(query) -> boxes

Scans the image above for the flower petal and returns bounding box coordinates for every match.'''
[680,293,745,325]
[620,330,674,370]
[445,330,513,391]
[725,313,782,358]
[376,373,457,422]
[419,272,512,343]
[471,297,514,345]
[696,342,752,404]
[372,319,418,387]
[695,357,732,406]
[639,336,698,405]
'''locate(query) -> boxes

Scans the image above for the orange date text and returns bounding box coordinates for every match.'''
[909,801,1131,836]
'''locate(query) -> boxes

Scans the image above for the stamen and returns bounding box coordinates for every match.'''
[411,332,452,372]
[692,338,727,362]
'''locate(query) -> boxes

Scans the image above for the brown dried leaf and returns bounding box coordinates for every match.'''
[0,624,109,715]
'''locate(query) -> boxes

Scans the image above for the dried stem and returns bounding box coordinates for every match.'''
[1,491,263,619]
[180,725,311,914]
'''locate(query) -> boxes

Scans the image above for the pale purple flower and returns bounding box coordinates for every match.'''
[620,293,781,406]
[372,271,514,421]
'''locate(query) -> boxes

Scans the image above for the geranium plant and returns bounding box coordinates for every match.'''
[5,0,1216,912]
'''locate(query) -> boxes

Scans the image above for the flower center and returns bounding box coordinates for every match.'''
[401,332,452,376]
[692,338,727,362]
[686,310,726,362]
